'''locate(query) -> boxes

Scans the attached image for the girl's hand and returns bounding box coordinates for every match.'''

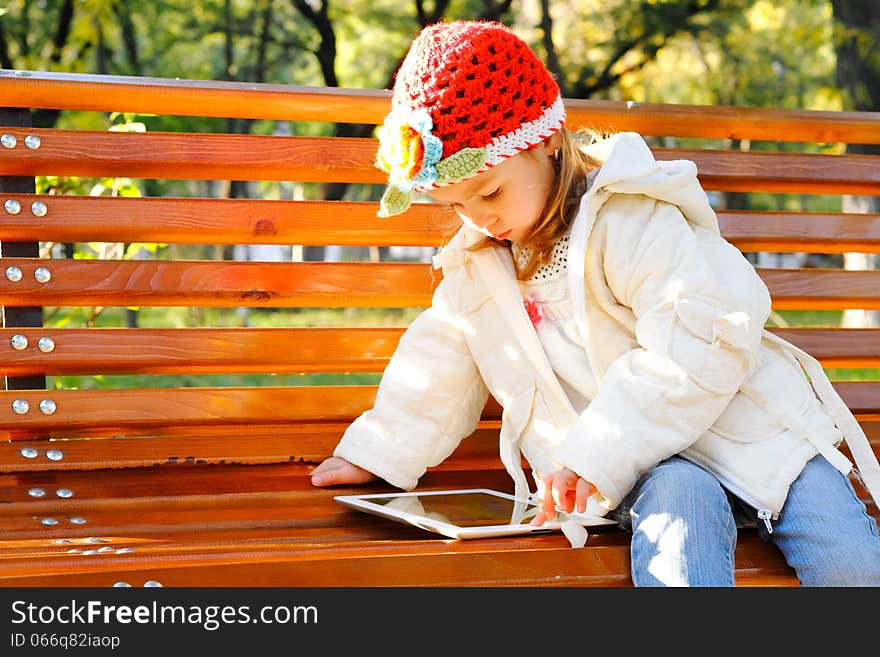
[530,468,597,526]
[310,456,376,487]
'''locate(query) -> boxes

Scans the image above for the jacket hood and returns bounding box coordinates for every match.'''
[582,132,720,234]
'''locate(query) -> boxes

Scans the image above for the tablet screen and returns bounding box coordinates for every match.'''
[336,488,616,540]
[365,490,534,527]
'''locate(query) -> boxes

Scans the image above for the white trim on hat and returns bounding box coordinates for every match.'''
[485,94,566,165]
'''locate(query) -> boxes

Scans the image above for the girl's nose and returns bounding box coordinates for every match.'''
[473,210,497,231]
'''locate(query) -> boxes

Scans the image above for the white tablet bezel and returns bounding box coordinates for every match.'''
[334,488,616,539]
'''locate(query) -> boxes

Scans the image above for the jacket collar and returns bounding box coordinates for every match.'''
[469,243,579,426]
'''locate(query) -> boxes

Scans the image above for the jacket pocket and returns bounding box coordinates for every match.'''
[670,295,755,395]
[710,342,812,443]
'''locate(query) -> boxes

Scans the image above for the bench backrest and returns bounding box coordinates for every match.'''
[0,70,878,481]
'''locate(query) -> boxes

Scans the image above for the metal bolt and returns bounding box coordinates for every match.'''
[41,518,59,526]
[46,449,64,461]
[69,517,87,525]
[11,334,28,350]
[6,266,22,282]
[82,549,98,555]
[56,488,73,498]
[12,399,29,414]
[84,537,108,544]
[4,199,21,214]
[20,447,38,458]
[38,337,55,353]
[31,201,47,217]
[116,547,134,554]
[14,71,30,77]
[39,399,57,415]
[28,488,46,498]
[113,582,132,588]
[1,134,16,148]
[67,548,83,554]
[53,539,72,544]
[97,546,114,553]
[24,135,41,149]
[143,581,163,587]
[34,267,51,283]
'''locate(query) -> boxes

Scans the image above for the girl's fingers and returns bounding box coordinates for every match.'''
[575,478,594,514]
[540,473,557,519]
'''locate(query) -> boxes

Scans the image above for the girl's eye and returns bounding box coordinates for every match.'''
[482,187,501,201]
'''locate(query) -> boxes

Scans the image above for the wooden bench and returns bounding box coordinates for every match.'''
[1,70,878,587]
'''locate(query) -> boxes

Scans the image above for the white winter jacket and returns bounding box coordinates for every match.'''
[335,132,880,527]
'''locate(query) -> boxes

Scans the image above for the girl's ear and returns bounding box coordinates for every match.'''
[543,131,563,155]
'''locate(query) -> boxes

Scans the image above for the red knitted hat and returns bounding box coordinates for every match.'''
[375,21,565,217]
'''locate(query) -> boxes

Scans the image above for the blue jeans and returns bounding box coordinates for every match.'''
[614,454,880,586]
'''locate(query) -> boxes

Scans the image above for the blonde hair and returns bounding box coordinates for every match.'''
[465,127,604,280]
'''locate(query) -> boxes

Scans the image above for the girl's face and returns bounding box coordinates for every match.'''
[428,134,561,242]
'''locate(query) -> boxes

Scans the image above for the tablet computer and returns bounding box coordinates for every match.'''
[334,488,616,540]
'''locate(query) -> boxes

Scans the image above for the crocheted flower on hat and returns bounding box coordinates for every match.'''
[376,108,447,217]
[376,108,443,192]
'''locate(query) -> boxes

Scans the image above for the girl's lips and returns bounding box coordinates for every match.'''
[494,230,512,239]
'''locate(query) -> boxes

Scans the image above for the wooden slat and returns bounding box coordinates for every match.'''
[1,416,875,476]
[2,260,880,310]
[0,386,503,434]
[0,536,798,587]
[769,328,880,368]
[0,327,402,376]
[665,148,880,195]
[0,382,874,435]
[1,327,878,377]
[1,129,877,194]
[0,194,457,247]
[0,129,378,183]
[0,425,504,473]
[0,258,435,308]
[759,269,880,310]
[3,196,880,254]
[2,71,878,144]
[718,210,880,254]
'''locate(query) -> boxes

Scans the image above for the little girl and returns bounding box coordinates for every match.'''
[310,20,880,586]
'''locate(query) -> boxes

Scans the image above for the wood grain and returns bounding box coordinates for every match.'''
[3,196,879,254]
[0,382,874,435]
[0,129,877,193]
[2,259,879,310]
[2,70,878,144]
[1,327,878,376]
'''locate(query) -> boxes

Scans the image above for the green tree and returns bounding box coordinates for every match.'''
[831,0,880,328]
